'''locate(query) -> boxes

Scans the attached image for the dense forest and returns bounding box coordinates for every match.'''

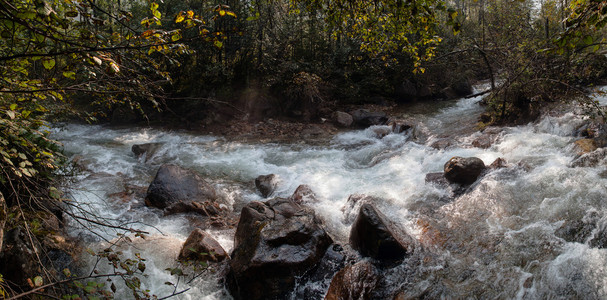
[1,0,607,298]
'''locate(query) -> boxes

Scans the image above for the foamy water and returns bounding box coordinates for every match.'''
[52,91,607,299]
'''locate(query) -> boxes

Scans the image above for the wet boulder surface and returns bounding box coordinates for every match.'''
[350,203,416,261]
[227,198,333,300]
[443,156,486,185]
[145,164,226,216]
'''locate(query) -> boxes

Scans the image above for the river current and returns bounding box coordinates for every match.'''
[52,88,607,299]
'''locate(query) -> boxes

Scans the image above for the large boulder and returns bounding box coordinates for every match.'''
[443,157,486,185]
[325,260,379,300]
[255,174,278,198]
[145,164,224,216]
[178,228,228,262]
[349,109,388,128]
[227,198,333,300]
[342,194,377,225]
[350,203,415,261]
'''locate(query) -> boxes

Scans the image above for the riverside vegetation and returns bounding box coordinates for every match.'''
[1,0,607,298]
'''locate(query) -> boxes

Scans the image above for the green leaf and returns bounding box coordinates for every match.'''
[151,2,159,11]
[153,10,161,19]
[43,59,55,70]
[213,40,223,48]
[9,103,17,110]
[63,71,76,79]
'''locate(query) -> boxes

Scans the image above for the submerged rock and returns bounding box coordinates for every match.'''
[292,244,347,299]
[425,172,449,187]
[145,164,224,216]
[227,198,332,300]
[350,203,415,261]
[390,120,413,134]
[574,138,598,155]
[255,174,278,198]
[489,157,509,169]
[131,143,163,162]
[570,148,607,168]
[325,260,379,300]
[443,157,486,185]
[178,228,228,262]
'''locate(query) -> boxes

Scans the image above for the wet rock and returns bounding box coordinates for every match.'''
[443,157,486,185]
[390,121,412,134]
[349,109,388,128]
[350,203,415,261]
[131,143,163,162]
[489,157,509,169]
[570,148,607,168]
[178,228,228,262]
[290,184,317,204]
[425,172,449,187]
[145,164,224,216]
[227,198,333,300]
[255,174,278,198]
[472,127,503,149]
[0,192,5,251]
[439,86,458,100]
[574,138,598,155]
[430,138,455,150]
[334,111,354,128]
[325,260,379,300]
[451,78,473,96]
[342,194,378,224]
[292,244,347,299]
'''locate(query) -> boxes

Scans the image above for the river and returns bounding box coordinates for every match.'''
[52,88,607,299]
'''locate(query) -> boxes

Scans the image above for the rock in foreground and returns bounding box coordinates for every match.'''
[443,157,486,185]
[350,203,415,261]
[325,260,379,300]
[227,198,332,300]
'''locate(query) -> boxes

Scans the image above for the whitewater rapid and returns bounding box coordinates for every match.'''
[52,89,607,299]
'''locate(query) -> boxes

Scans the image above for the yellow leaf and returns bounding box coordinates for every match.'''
[110,62,120,73]
[176,14,184,23]
[219,10,226,16]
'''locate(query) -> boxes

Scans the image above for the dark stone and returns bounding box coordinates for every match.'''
[227,198,333,300]
[349,203,415,261]
[472,134,493,149]
[255,174,278,198]
[292,244,347,299]
[555,218,596,244]
[425,172,449,187]
[179,228,228,262]
[440,86,458,100]
[131,143,163,162]
[443,157,486,185]
[451,78,473,96]
[325,260,379,300]
[334,111,354,128]
[290,184,317,204]
[145,164,223,216]
[349,109,388,128]
[342,194,377,225]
